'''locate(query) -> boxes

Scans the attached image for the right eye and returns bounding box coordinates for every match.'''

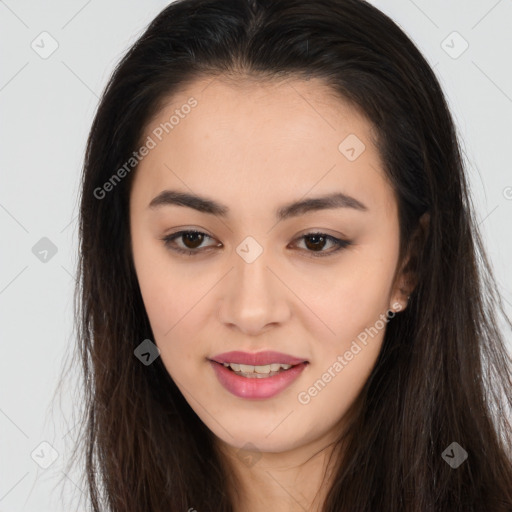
[161,230,222,256]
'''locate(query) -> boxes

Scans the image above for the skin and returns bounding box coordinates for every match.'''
[129,75,413,512]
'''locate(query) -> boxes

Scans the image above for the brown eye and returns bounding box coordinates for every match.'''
[293,232,352,257]
[304,234,329,251]
[162,230,220,255]
[181,231,206,249]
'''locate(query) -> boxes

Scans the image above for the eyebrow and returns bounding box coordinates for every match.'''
[148,189,368,220]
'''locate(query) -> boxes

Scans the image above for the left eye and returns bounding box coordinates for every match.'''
[161,230,351,257]
[293,232,351,256]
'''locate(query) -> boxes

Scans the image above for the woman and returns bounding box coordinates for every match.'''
[66,0,512,510]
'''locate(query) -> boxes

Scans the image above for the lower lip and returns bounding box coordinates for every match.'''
[209,360,308,399]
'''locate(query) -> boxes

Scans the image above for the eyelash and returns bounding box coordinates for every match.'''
[161,230,352,258]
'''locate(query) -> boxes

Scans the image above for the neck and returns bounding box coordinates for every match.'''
[215,434,342,512]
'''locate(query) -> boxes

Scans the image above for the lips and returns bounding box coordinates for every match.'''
[209,350,308,366]
[209,359,309,399]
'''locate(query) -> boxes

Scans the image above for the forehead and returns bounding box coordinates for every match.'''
[148,74,374,149]
[131,75,396,219]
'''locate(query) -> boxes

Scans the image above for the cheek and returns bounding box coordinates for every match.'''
[131,228,184,339]
[131,233,217,375]
[133,263,196,378]
[291,250,398,350]
[134,258,203,343]
[293,255,396,422]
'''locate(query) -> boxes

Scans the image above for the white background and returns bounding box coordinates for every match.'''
[1,0,511,510]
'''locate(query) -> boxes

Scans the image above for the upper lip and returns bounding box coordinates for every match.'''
[209,350,308,366]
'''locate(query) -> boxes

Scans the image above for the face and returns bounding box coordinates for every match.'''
[129,75,407,456]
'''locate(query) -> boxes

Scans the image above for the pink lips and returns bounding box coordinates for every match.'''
[210,350,308,366]
[208,350,309,399]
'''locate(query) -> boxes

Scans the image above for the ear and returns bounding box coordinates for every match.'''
[389,212,429,313]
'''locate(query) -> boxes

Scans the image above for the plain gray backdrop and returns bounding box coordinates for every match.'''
[1,0,511,510]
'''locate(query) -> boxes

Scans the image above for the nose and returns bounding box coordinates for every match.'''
[217,251,291,336]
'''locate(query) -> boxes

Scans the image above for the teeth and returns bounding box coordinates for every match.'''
[221,362,293,374]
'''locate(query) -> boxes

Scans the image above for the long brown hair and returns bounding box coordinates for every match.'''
[60,0,512,510]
